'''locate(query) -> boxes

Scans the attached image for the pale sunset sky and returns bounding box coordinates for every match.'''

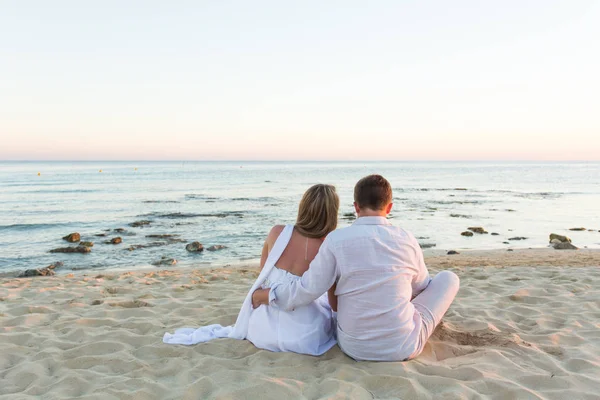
[1,1,599,161]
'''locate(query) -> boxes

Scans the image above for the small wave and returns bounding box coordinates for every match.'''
[487,190,565,199]
[395,188,470,192]
[0,222,72,231]
[13,189,98,194]
[184,194,220,201]
[138,211,245,219]
[231,196,279,202]
[430,200,483,205]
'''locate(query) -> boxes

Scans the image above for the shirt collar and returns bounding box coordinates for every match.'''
[352,216,392,226]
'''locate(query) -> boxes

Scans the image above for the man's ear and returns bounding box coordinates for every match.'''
[385,202,393,215]
[353,202,360,214]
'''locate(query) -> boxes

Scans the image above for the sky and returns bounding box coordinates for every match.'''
[1,0,599,161]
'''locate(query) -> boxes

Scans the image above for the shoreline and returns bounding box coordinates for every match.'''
[3,247,599,279]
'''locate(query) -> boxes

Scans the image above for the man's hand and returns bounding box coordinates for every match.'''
[252,288,270,309]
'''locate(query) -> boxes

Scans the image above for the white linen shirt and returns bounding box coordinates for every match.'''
[269,216,431,361]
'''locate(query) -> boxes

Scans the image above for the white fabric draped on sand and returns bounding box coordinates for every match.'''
[163,225,295,345]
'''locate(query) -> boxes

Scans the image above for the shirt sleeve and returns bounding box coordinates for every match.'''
[411,241,431,296]
[269,237,337,311]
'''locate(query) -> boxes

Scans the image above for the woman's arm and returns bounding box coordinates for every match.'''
[327,282,338,312]
[259,240,269,272]
[259,225,285,272]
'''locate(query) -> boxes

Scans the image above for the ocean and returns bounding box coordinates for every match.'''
[1,161,599,274]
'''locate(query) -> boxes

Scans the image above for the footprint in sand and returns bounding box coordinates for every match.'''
[107,300,152,308]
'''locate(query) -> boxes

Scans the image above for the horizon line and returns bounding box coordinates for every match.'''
[1,159,600,163]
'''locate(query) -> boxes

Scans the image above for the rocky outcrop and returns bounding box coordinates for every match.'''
[549,233,571,243]
[63,233,80,242]
[207,245,227,251]
[146,234,179,239]
[18,262,64,278]
[553,242,578,250]
[129,220,151,228]
[549,233,578,249]
[186,242,204,252]
[468,227,488,234]
[50,246,91,254]
[450,214,471,219]
[461,231,474,237]
[152,257,177,266]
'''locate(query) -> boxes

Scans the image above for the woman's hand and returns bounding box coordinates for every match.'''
[252,288,270,309]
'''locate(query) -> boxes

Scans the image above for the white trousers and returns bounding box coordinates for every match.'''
[409,270,460,359]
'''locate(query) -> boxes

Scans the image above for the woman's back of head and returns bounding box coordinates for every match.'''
[295,184,339,239]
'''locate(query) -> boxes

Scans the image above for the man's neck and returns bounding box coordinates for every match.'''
[357,211,387,218]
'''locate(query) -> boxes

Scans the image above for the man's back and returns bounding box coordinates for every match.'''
[328,217,430,361]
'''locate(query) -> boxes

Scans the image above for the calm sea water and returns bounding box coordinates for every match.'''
[1,161,599,274]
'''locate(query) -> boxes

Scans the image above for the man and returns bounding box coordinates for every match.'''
[252,174,460,361]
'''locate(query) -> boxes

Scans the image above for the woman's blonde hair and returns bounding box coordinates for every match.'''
[295,184,339,238]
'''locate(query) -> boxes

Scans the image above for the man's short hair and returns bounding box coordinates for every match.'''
[354,174,392,211]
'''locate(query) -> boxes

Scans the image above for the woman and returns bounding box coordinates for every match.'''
[163,184,339,356]
[246,184,339,355]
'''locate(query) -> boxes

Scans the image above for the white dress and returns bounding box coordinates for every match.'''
[163,224,336,356]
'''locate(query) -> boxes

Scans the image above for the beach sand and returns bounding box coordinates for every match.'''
[1,249,600,399]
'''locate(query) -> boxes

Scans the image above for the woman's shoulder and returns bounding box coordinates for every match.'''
[266,224,286,244]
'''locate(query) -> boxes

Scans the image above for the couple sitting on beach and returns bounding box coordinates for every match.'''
[164,175,460,361]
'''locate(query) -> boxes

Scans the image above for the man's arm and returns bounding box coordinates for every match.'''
[411,241,431,298]
[327,283,338,312]
[253,237,338,311]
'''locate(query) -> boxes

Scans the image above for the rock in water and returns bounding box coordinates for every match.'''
[468,227,488,234]
[129,220,151,228]
[491,232,500,236]
[508,237,527,241]
[186,242,204,252]
[447,250,459,255]
[49,246,91,254]
[207,245,227,251]
[419,243,436,249]
[106,237,122,244]
[553,242,578,250]
[152,257,178,266]
[63,233,81,242]
[79,241,94,247]
[461,231,474,237]
[568,227,586,231]
[549,233,571,243]
[18,262,63,278]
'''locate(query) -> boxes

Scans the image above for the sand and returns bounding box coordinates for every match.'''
[1,249,600,399]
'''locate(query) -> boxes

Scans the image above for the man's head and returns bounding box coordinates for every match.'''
[353,174,393,216]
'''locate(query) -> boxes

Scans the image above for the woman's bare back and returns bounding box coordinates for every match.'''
[261,225,323,277]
